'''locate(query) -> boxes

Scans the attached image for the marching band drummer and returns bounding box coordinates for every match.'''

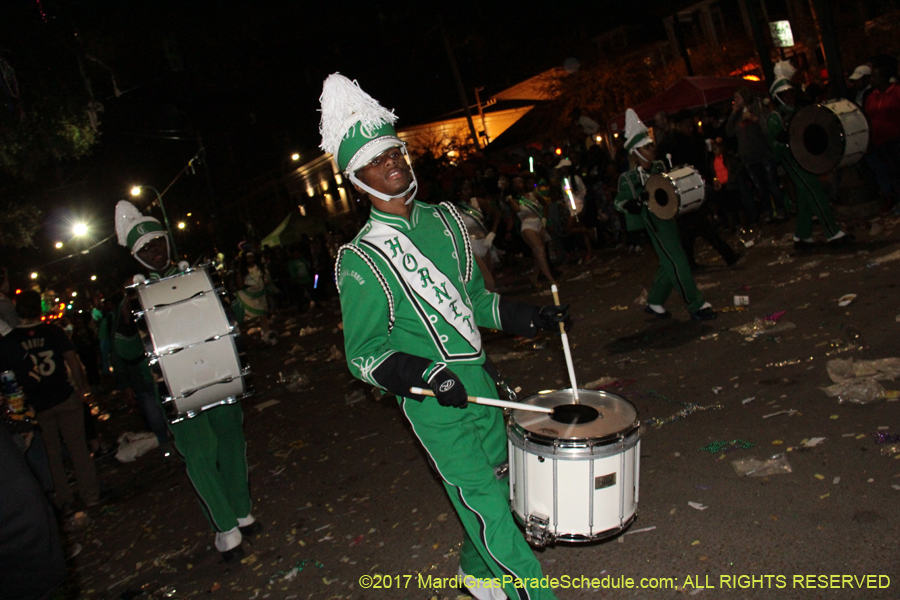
[321,73,569,600]
[767,61,853,250]
[113,201,260,563]
[613,109,717,321]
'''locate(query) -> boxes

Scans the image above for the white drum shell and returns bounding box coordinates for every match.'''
[507,389,641,543]
[131,267,250,422]
[646,166,706,220]
[789,99,869,174]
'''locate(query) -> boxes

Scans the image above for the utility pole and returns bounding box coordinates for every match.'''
[441,18,481,151]
[474,86,490,146]
[672,11,694,76]
[809,0,847,98]
[743,0,775,88]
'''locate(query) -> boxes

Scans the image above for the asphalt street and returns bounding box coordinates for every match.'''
[62,218,900,600]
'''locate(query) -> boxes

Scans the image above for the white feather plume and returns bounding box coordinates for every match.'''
[318,73,397,156]
[773,60,796,82]
[115,200,144,247]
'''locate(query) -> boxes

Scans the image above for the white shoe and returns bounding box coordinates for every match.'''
[214,526,242,552]
[458,566,506,600]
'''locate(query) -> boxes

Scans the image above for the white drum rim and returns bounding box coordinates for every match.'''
[127,263,216,290]
[507,388,640,448]
[509,426,640,460]
[510,511,638,544]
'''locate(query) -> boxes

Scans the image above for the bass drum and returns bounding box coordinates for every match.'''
[789,99,869,174]
[507,389,640,547]
[129,266,252,423]
[645,166,706,220]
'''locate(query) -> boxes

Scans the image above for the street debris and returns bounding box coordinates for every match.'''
[762,409,798,419]
[283,371,311,392]
[732,453,793,477]
[822,378,885,405]
[255,399,280,412]
[837,294,857,307]
[698,440,754,453]
[115,432,159,463]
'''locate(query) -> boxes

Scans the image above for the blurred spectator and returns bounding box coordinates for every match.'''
[708,138,744,230]
[287,246,316,311]
[0,267,20,337]
[864,54,900,212]
[848,64,873,108]
[726,88,786,221]
[0,427,66,600]
[0,291,101,515]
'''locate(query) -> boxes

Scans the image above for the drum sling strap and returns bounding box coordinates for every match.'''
[626,168,659,234]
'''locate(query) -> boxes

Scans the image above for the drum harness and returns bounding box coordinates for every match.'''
[623,167,660,234]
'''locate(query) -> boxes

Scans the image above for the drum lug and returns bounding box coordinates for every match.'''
[525,513,553,547]
[493,462,508,480]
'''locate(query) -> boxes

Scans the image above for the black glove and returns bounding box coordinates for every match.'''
[536,304,572,333]
[424,362,468,408]
[624,198,643,215]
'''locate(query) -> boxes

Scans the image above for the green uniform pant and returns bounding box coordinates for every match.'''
[643,211,705,313]
[170,403,252,533]
[400,365,557,600]
[777,149,841,240]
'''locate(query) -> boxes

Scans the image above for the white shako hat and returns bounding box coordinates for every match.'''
[770,60,797,100]
[318,73,417,204]
[115,200,170,269]
[624,109,652,155]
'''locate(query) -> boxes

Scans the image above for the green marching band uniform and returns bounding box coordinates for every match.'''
[613,109,713,319]
[114,201,256,561]
[766,61,849,247]
[321,73,564,600]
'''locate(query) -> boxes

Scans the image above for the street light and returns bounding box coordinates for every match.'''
[73,222,88,237]
[291,153,300,161]
[130,185,179,259]
[55,242,63,249]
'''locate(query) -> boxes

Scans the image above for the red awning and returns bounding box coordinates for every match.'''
[608,76,768,132]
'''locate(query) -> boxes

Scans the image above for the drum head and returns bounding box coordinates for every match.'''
[789,104,848,175]
[511,389,638,445]
[645,174,679,220]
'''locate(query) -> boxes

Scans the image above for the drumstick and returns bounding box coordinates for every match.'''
[551,284,580,403]
[409,387,553,414]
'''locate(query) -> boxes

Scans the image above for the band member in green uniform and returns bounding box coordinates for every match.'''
[614,109,716,320]
[766,61,852,249]
[321,73,569,600]
[114,201,260,563]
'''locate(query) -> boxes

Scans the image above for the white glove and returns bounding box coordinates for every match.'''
[178,260,190,271]
[484,232,496,247]
[132,274,147,285]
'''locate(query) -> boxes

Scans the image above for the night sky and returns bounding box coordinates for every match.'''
[0,0,671,274]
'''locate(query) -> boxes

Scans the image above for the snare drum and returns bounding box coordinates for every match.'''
[130,266,252,423]
[645,165,706,220]
[507,389,640,546]
[789,99,869,174]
